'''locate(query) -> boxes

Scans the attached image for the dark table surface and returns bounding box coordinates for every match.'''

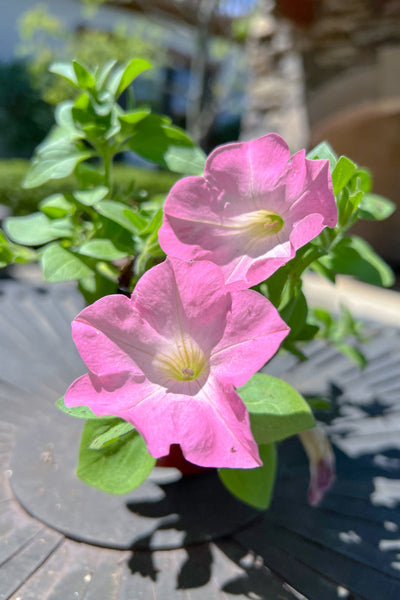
[0,277,399,600]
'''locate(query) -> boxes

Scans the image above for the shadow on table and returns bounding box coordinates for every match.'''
[125,384,400,599]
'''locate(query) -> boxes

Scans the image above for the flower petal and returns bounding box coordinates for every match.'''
[72,294,163,377]
[131,377,261,468]
[211,289,289,387]
[133,257,231,351]
[65,371,261,469]
[205,133,290,200]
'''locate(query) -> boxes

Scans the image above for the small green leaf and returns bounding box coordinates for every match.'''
[305,396,332,411]
[335,343,367,369]
[332,155,357,195]
[4,213,73,245]
[78,239,128,261]
[74,186,109,206]
[280,291,308,341]
[96,59,118,89]
[352,168,372,193]
[49,62,79,87]
[119,108,151,125]
[219,444,276,509]
[41,244,93,282]
[107,58,152,97]
[39,194,73,218]
[306,141,337,171]
[320,236,395,287]
[89,420,134,449]
[23,142,91,188]
[55,102,83,139]
[73,60,95,90]
[357,193,396,221]
[95,200,144,233]
[238,373,315,444]
[77,419,155,494]
[164,145,206,176]
[56,396,101,419]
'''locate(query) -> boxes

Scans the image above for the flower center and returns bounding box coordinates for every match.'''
[153,338,207,385]
[245,209,283,238]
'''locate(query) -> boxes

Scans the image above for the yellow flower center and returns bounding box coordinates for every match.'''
[153,338,207,384]
[244,209,284,238]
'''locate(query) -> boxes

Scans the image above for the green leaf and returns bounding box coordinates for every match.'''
[238,373,315,444]
[305,396,332,411]
[352,168,372,193]
[119,108,151,125]
[321,235,395,287]
[73,60,95,90]
[89,420,134,449]
[77,419,155,494]
[49,62,79,87]
[96,59,118,89]
[357,193,396,221]
[39,194,73,218]
[164,145,206,175]
[78,270,118,304]
[306,141,337,171]
[107,58,152,97]
[41,244,93,282]
[74,186,109,206]
[56,396,101,419]
[280,291,308,341]
[78,239,128,261]
[4,213,73,245]
[55,102,83,139]
[218,444,276,509]
[127,115,205,174]
[23,142,91,188]
[335,342,367,369]
[332,156,357,195]
[95,200,144,233]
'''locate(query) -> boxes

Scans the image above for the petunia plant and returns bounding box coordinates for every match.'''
[1,58,396,510]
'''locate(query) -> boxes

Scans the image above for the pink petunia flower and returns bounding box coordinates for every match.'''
[159,134,337,291]
[65,257,289,468]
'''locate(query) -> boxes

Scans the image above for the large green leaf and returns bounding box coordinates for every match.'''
[238,373,315,444]
[77,418,155,494]
[320,235,395,287]
[78,239,128,261]
[41,244,93,282]
[218,444,276,509]
[4,213,73,245]
[23,142,91,188]
[127,115,206,174]
[357,193,396,221]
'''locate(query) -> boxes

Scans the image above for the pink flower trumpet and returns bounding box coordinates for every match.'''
[65,257,289,468]
[159,133,337,290]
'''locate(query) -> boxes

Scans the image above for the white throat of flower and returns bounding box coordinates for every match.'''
[153,338,208,388]
[229,209,284,241]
